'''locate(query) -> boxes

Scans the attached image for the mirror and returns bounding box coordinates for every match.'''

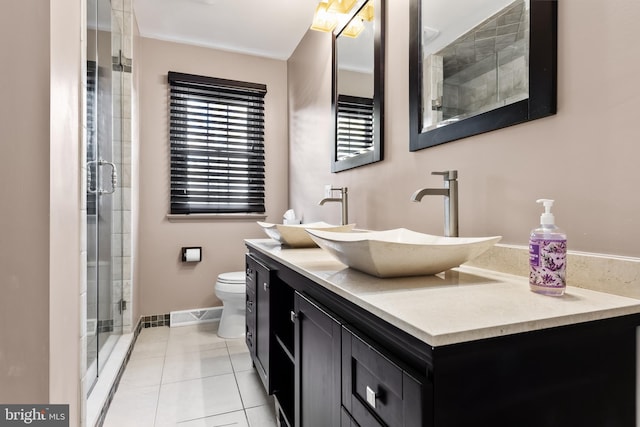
[409,0,557,151]
[332,0,384,172]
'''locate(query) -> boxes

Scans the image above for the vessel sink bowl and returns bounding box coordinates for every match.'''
[305,228,502,277]
[257,221,356,248]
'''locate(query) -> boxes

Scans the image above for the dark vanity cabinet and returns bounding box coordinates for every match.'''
[246,251,430,427]
[245,254,274,393]
[246,248,640,427]
[246,253,297,425]
[342,327,426,427]
[293,292,342,427]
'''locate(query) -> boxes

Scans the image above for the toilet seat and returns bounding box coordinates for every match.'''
[215,271,246,294]
[217,271,245,284]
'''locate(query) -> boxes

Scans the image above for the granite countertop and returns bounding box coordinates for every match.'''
[246,239,640,346]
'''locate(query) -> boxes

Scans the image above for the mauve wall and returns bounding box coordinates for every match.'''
[0,1,51,403]
[288,0,640,257]
[137,38,289,315]
[0,0,82,422]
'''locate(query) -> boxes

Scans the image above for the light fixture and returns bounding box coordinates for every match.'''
[327,0,357,14]
[341,1,373,37]
[310,2,338,32]
[310,0,361,33]
[357,1,374,22]
[341,17,365,38]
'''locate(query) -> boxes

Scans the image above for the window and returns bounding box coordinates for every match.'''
[336,95,374,160]
[168,71,267,214]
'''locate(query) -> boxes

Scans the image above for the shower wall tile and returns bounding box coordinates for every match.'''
[122,35,133,66]
[123,188,132,211]
[111,212,122,234]
[122,257,131,283]
[112,280,123,302]
[123,280,132,332]
[121,208,131,234]
[123,233,131,257]
[120,165,131,188]
[112,257,122,281]
[122,118,132,143]
[112,233,122,257]
[113,95,123,119]
[122,95,132,120]
[123,281,131,302]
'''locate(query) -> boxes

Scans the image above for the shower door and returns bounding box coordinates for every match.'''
[86,0,124,394]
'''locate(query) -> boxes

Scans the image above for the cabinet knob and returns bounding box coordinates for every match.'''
[290,311,298,323]
[263,282,269,291]
[366,386,377,409]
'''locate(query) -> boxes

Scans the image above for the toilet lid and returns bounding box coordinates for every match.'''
[217,271,245,285]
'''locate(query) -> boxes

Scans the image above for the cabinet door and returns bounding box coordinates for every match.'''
[342,327,426,427]
[246,254,274,394]
[293,292,341,427]
[342,406,366,427]
[245,268,256,355]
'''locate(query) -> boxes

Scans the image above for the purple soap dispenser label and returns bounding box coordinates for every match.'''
[529,238,567,289]
[529,242,540,266]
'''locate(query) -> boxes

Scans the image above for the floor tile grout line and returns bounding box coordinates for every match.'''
[151,330,169,427]
[105,325,273,427]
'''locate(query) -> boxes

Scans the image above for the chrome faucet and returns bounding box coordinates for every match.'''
[411,170,459,237]
[319,187,349,225]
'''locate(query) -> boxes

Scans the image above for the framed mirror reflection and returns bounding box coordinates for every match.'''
[332,0,384,172]
[409,0,557,151]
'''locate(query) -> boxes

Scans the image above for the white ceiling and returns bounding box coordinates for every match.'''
[133,0,320,60]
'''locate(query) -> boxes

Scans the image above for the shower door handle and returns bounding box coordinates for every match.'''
[100,159,118,195]
[87,158,118,195]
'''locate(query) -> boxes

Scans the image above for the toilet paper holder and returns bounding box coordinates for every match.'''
[181,246,202,262]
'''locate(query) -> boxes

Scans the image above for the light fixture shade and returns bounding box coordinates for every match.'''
[310,2,338,32]
[327,0,357,14]
[358,1,374,22]
[342,17,365,37]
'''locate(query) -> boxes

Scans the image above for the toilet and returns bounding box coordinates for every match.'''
[214,271,247,339]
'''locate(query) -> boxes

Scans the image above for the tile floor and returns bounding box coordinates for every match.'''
[103,323,277,427]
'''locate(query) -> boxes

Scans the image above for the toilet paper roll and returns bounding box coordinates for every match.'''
[183,247,201,262]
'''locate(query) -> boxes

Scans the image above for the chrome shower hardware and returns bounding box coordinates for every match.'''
[87,158,118,195]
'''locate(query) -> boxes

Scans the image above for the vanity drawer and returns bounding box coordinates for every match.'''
[342,327,424,427]
[245,253,275,394]
[342,406,380,427]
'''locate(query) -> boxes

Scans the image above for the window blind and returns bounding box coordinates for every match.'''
[336,95,374,160]
[168,72,267,214]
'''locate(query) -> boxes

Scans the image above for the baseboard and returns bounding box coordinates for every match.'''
[170,306,222,327]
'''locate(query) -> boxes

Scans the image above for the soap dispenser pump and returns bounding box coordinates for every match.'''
[529,199,567,296]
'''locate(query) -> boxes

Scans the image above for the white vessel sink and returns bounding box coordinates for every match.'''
[257,221,356,248]
[305,228,502,277]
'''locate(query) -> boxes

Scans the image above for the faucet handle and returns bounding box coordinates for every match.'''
[431,170,458,181]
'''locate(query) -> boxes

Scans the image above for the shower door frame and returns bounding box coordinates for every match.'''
[85,0,125,395]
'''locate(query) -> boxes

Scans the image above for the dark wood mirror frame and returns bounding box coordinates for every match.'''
[331,0,385,172]
[409,0,557,151]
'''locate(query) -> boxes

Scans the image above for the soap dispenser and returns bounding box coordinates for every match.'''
[529,199,567,296]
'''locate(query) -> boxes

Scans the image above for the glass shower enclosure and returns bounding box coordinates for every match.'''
[85,0,124,394]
